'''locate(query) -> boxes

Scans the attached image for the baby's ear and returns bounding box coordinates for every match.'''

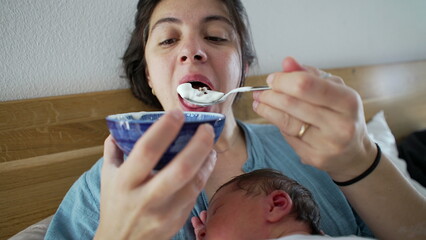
[264,190,293,223]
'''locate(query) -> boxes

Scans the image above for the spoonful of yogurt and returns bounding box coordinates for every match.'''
[177,83,271,106]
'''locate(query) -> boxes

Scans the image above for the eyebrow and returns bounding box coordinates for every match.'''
[150,17,182,33]
[150,15,234,34]
[203,15,233,28]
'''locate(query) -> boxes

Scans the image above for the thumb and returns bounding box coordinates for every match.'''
[200,210,208,223]
[101,135,124,184]
[282,56,306,73]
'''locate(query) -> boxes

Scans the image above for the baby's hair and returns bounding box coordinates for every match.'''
[215,168,322,235]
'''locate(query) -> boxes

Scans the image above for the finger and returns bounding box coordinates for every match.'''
[191,212,207,236]
[253,89,344,131]
[143,149,216,233]
[281,133,316,164]
[267,71,359,115]
[191,216,203,229]
[119,109,185,189]
[283,132,335,171]
[283,57,344,85]
[148,124,216,197]
[254,91,356,150]
[282,56,305,72]
[103,135,124,168]
[102,135,124,179]
[253,98,307,137]
[159,150,216,215]
[200,210,208,223]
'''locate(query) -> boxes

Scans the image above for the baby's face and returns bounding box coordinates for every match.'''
[203,185,268,240]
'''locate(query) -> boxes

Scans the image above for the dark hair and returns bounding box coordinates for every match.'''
[215,169,322,235]
[122,0,257,109]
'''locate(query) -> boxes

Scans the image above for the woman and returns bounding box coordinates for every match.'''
[46,0,425,239]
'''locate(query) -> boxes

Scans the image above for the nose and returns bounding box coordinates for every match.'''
[179,41,207,63]
[180,53,206,63]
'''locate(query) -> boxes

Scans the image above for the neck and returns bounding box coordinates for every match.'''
[213,113,241,154]
[270,218,313,238]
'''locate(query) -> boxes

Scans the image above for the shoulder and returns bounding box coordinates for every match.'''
[240,122,284,140]
[240,122,292,154]
[45,158,103,239]
[241,121,280,132]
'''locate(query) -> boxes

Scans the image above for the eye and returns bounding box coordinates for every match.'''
[159,38,178,46]
[205,36,227,42]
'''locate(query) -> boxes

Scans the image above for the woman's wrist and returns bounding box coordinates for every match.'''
[328,138,378,183]
[332,143,381,186]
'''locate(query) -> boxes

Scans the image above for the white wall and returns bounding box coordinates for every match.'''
[244,0,426,75]
[1,0,426,101]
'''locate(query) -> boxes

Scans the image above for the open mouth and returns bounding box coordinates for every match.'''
[188,81,212,92]
[178,81,213,111]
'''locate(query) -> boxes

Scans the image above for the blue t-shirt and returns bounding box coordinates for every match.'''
[45,122,373,239]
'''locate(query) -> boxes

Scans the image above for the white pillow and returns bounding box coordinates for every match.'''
[366,111,426,196]
[9,215,52,240]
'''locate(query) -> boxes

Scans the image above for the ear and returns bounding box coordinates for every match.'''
[281,56,306,73]
[244,63,250,74]
[145,68,153,88]
[264,190,293,223]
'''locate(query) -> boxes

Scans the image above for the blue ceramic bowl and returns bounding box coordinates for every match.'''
[106,111,226,170]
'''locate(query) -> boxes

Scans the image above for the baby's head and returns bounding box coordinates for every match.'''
[199,169,321,239]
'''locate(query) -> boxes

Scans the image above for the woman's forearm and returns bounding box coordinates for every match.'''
[340,153,426,240]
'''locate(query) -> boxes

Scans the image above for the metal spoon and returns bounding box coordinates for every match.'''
[183,86,271,106]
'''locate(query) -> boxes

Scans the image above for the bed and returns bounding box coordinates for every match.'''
[1,60,426,239]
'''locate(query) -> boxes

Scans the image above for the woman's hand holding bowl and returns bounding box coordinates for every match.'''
[95,110,217,240]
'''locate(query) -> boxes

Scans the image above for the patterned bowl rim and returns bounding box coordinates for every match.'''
[106,111,226,124]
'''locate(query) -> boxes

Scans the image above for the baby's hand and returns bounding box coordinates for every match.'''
[191,210,207,240]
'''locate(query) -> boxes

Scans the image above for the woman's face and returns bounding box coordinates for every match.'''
[144,0,242,113]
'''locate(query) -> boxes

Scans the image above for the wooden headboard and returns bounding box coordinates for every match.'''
[1,60,425,239]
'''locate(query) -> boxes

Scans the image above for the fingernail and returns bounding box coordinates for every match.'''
[266,74,274,85]
[252,100,259,111]
[169,109,183,120]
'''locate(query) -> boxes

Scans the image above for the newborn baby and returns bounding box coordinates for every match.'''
[191,169,375,240]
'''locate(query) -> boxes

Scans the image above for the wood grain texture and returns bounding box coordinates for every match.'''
[0,146,103,239]
[0,89,148,132]
[0,89,158,162]
[0,120,108,162]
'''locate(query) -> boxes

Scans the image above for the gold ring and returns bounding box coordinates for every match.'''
[297,123,310,138]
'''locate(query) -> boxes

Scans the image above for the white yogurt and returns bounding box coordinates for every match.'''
[177,83,224,103]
